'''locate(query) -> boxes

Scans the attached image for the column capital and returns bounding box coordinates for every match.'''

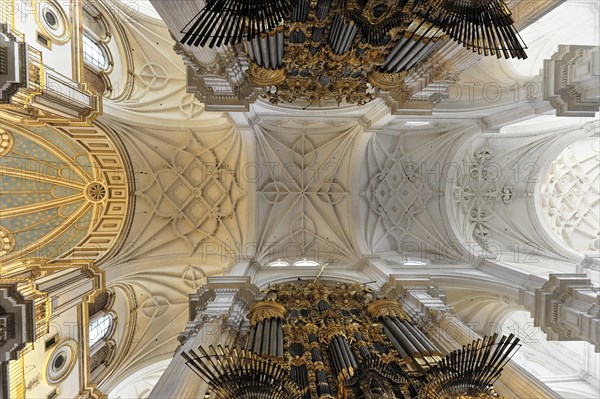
[535,273,600,351]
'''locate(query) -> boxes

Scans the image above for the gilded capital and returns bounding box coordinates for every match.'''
[247,301,287,326]
[366,299,411,321]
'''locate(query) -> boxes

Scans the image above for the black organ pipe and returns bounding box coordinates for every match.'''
[382,36,415,72]
[261,318,270,355]
[404,320,439,353]
[329,16,357,55]
[395,319,429,354]
[247,323,256,350]
[269,317,277,355]
[329,16,342,49]
[401,39,440,71]
[327,346,341,376]
[336,337,352,371]
[382,323,409,358]
[291,0,309,22]
[277,319,284,357]
[393,38,436,71]
[290,30,305,43]
[316,0,332,20]
[353,332,371,360]
[277,29,284,63]
[340,24,358,54]
[328,335,357,377]
[382,317,419,356]
[316,369,331,396]
[248,317,285,358]
[311,347,323,362]
[312,27,324,42]
[253,320,263,354]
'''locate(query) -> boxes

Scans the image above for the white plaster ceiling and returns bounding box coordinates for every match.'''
[87,2,600,393]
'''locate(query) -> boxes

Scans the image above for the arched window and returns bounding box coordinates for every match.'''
[83,34,107,70]
[89,313,112,347]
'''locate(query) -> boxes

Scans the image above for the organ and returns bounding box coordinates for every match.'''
[183,281,520,399]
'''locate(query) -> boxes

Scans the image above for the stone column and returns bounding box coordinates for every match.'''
[148,285,251,399]
[535,274,600,352]
[382,277,560,399]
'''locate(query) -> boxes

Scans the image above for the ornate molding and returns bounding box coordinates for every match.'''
[0,280,49,363]
[535,274,600,352]
[543,45,600,117]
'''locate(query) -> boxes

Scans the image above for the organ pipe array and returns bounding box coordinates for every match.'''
[183,281,520,399]
[180,0,528,106]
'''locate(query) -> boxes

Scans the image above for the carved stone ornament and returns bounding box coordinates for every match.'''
[453,142,528,249]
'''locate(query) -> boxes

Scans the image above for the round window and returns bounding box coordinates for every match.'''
[35,0,70,44]
[52,353,66,370]
[43,9,58,29]
[46,340,78,384]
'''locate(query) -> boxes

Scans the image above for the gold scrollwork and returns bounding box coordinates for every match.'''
[367,69,407,90]
[0,128,14,156]
[0,226,16,258]
[247,63,287,86]
[248,301,287,326]
[366,299,411,321]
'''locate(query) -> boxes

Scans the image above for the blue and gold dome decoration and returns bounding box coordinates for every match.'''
[0,118,131,269]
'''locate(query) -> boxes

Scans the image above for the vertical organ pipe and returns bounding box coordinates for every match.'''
[395,319,428,354]
[401,39,439,71]
[260,35,270,68]
[382,324,409,358]
[277,318,284,357]
[253,320,263,354]
[268,32,277,68]
[247,324,256,350]
[382,317,419,355]
[394,40,431,71]
[405,321,439,353]
[276,30,284,67]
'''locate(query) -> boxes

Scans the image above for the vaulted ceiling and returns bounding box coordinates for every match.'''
[2,1,597,394]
